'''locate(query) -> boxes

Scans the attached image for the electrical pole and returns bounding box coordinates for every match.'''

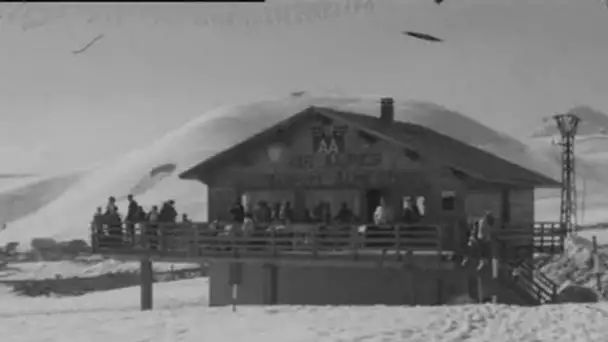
[553,113,581,235]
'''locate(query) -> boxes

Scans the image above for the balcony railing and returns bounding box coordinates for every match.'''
[92,222,446,263]
[91,221,566,261]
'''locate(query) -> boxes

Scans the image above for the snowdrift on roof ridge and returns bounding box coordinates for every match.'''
[0,94,566,246]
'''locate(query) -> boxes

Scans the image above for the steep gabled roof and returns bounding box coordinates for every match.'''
[319,108,560,187]
[179,106,560,187]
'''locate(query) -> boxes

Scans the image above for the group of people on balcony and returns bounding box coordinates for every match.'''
[223,195,424,237]
[93,194,189,246]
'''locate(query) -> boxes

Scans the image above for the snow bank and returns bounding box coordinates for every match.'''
[0,94,580,246]
[1,277,608,341]
[0,260,200,281]
[0,278,208,317]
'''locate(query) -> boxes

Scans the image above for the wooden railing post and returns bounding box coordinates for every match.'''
[157,223,164,255]
[140,222,148,250]
[351,225,359,261]
[395,224,401,261]
[270,229,277,257]
[192,223,200,257]
[231,227,238,258]
[453,221,461,257]
[593,236,601,293]
[313,226,319,256]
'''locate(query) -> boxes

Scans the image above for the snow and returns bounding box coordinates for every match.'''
[0,278,208,317]
[0,94,605,247]
[1,277,608,341]
[0,260,199,281]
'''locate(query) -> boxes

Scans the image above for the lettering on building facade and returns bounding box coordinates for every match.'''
[240,170,416,188]
[288,153,382,169]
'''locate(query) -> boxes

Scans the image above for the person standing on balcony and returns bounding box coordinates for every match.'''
[146,205,160,250]
[104,197,122,245]
[229,198,245,223]
[279,201,294,224]
[373,197,391,225]
[125,194,139,244]
[335,202,356,224]
[159,200,178,250]
[253,200,271,224]
[401,197,421,223]
[92,207,105,247]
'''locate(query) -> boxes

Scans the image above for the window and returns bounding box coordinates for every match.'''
[441,191,456,211]
[403,196,426,217]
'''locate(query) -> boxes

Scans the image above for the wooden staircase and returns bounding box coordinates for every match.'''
[498,260,559,305]
[454,222,565,306]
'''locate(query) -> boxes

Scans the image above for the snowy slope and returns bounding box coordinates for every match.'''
[0,94,577,246]
[0,172,84,226]
[1,278,608,341]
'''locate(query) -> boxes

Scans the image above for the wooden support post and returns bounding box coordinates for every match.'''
[140,257,153,311]
[593,236,601,293]
[410,268,417,305]
[229,262,243,312]
[490,234,499,304]
[351,225,359,261]
[192,223,200,257]
[395,225,401,261]
[436,276,443,305]
[476,275,484,303]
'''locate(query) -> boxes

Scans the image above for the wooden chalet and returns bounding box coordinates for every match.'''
[92,97,567,309]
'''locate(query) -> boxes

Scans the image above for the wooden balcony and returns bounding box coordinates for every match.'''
[92,223,452,269]
[91,221,567,268]
[91,221,567,309]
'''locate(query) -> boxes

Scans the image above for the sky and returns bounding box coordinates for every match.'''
[1,0,608,174]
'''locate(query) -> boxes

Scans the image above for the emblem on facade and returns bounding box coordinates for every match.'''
[311,125,348,155]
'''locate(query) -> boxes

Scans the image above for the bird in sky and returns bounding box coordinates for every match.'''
[402,31,443,42]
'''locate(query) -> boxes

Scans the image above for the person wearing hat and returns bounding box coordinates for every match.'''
[158,200,178,250]
[125,194,140,244]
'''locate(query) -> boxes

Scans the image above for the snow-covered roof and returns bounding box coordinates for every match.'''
[180,105,560,187]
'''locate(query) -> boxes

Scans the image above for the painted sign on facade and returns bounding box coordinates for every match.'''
[284,123,383,169]
[239,170,421,188]
[311,125,348,155]
[288,153,382,169]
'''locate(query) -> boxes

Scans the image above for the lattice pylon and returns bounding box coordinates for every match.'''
[553,113,580,235]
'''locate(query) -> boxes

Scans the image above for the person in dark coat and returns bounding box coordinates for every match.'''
[104,196,122,245]
[229,198,245,223]
[158,200,178,250]
[125,194,139,244]
[159,200,178,223]
[401,197,421,223]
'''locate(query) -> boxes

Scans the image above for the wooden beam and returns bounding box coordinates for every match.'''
[140,258,153,311]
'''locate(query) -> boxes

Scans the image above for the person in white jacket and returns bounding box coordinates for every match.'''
[373,197,392,225]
